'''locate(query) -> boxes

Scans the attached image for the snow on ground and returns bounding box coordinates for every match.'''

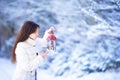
[0,58,55,80]
[0,58,15,80]
[0,58,120,80]
[0,58,73,80]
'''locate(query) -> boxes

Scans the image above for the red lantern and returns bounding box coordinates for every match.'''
[47,28,57,54]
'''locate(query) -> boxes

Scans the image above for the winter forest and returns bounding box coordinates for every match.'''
[0,0,120,80]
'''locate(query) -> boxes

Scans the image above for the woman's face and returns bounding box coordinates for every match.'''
[29,27,39,40]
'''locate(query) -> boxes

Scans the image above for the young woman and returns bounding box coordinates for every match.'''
[11,21,53,80]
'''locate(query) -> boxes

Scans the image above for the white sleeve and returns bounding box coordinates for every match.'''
[40,30,49,46]
[15,43,44,71]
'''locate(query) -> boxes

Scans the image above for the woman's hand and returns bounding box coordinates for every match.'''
[43,26,55,40]
[48,26,55,34]
[40,52,48,58]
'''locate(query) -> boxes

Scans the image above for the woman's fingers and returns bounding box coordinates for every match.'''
[40,52,48,58]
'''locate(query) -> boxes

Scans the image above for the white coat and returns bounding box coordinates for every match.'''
[12,31,49,80]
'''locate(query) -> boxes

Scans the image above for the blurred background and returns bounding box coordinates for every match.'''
[0,0,120,80]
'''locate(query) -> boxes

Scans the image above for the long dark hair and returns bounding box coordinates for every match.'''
[11,21,39,63]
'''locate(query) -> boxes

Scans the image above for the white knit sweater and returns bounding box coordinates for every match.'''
[13,31,49,80]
